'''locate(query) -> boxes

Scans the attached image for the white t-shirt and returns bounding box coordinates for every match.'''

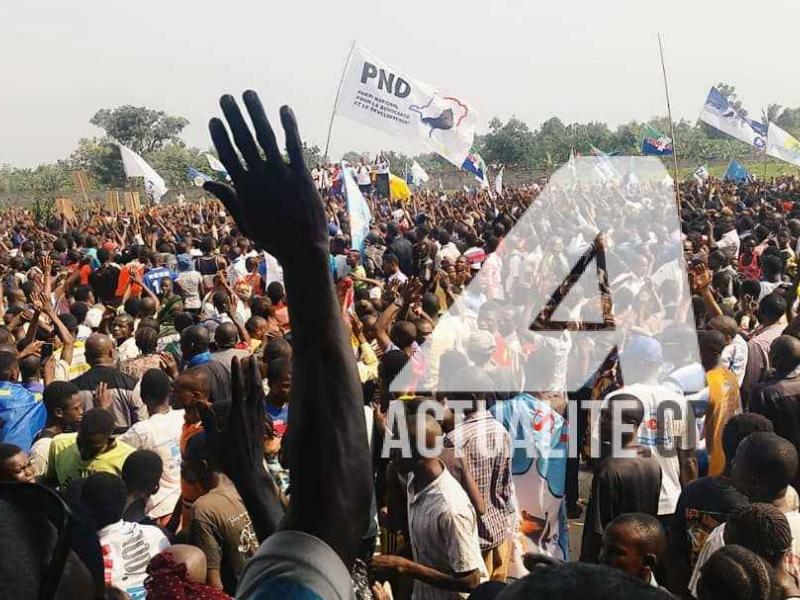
[689,511,800,596]
[116,337,140,363]
[119,409,185,518]
[356,165,372,186]
[98,520,170,598]
[717,229,741,260]
[597,383,695,515]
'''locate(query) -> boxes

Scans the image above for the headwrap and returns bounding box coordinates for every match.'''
[144,552,232,600]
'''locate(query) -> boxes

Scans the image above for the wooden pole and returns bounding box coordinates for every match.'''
[658,34,682,211]
[323,41,356,162]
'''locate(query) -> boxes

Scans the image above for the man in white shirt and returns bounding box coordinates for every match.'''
[689,432,800,596]
[371,413,486,598]
[112,314,140,363]
[593,335,697,517]
[356,159,372,194]
[119,369,184,520]
[82,472,170,599]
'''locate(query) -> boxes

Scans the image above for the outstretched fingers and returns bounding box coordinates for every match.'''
[220,95,262,170]
[243,91,283,165]
[209,117,244,180]
[279,105,306,172]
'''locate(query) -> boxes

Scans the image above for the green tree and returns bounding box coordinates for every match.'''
[147,143,210,188]
[341,151,365,164]
[302,143,323,168]
[70,137,126,187]
[90,106,189,154]
[480,117,536,166]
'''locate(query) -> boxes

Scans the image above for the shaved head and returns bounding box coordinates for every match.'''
[770,335,800,374]
[85,333,114,365]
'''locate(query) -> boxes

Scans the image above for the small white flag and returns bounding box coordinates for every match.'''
[205,153,228,175]
[410,160,429,184]
[767,123,800,167]
[118,144,167,203]
[494,165,504,196]
[693,164,710,183]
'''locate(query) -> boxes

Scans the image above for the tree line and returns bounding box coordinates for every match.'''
[3,82,800,202]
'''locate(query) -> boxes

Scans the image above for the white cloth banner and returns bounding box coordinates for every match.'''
[341,162,372,250]
[336,44,478,167]
[118,144,167,203]
[494,165,504,196]
[410,160,430,184]
[698,87,766,150]
[767,123,800,167]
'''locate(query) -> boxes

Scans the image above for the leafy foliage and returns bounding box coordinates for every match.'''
[90,106,189,154]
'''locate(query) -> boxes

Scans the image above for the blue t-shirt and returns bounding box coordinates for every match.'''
[266,403,288,436]
[143,266,177,295]
[0,381,46,452]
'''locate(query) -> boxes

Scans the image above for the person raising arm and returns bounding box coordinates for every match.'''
[200,91,372,597]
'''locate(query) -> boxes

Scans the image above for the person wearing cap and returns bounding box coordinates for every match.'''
[594,334,697,523]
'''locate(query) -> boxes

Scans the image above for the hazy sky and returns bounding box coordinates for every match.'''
[3,0,800,167]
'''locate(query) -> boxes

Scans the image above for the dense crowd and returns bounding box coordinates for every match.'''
[5,90,800,600]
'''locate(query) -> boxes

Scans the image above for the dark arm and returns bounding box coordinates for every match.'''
[203,91,371,569]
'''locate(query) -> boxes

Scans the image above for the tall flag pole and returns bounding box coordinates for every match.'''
[323,41,357,161]
[657,34,681,211]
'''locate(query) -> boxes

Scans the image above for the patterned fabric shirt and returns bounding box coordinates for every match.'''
[445,410,515,551]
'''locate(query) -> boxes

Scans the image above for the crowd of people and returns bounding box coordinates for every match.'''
[4,89,800,600]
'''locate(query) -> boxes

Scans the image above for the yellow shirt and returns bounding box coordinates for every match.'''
[705,368,741,477]
[47,432,135,488]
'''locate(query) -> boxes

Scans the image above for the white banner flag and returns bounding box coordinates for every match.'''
[698,87,766,150]
[118,144,167,203]
[336,44,478,167]
[767,122,800,167]
[410,160,429,184]
[494,165,504,196]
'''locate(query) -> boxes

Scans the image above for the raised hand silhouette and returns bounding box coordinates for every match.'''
[203,91,328,263]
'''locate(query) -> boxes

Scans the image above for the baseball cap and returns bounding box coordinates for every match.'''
[620,334,663,364]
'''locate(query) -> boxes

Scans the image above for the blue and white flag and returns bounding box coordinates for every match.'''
[342,162,372,251]
[187,166,213,187]
[461,150,490,189]
[724,159,751,182]
[699,87,766,150]
[641,126,673,156]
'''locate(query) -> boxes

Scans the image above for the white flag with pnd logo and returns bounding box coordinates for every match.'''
[336,44,478,167]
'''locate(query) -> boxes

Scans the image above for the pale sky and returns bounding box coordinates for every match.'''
[3,0,800,167]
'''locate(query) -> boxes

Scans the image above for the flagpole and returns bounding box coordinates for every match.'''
[323,41,356,162]
[658,34,682,211]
